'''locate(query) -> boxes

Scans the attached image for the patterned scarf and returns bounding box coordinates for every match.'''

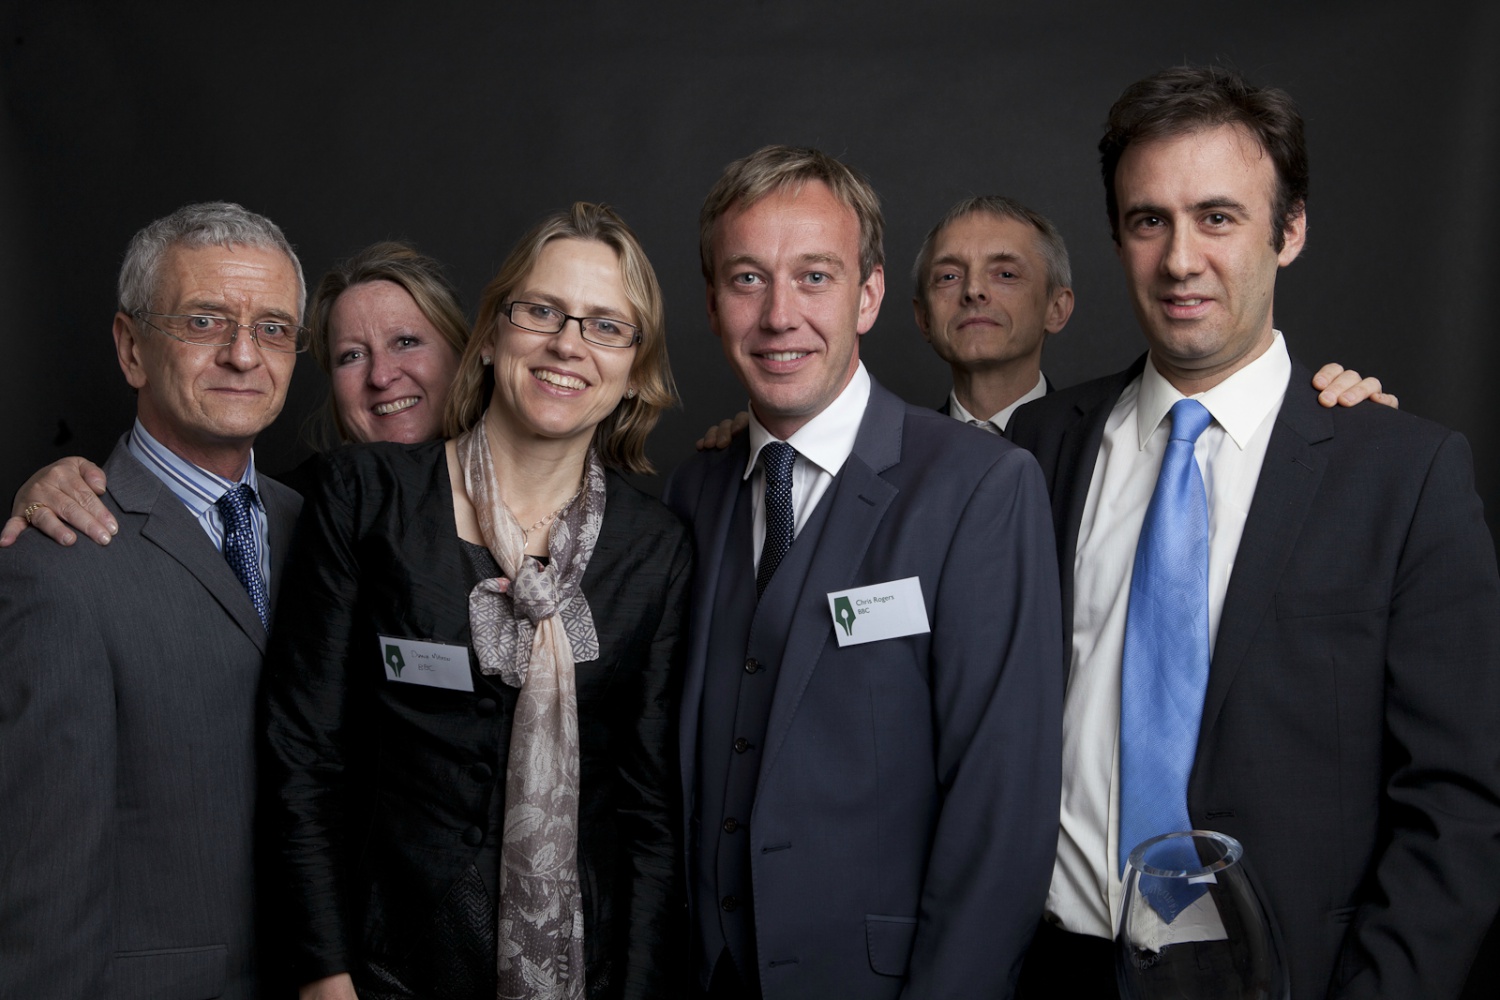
[456,418,605,1000]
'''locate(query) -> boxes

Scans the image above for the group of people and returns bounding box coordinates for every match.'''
[1,64,1497,1000]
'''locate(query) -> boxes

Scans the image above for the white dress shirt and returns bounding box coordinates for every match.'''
[1047,334,1291,938]
[945,371,1048,434]
[743,362,871,572]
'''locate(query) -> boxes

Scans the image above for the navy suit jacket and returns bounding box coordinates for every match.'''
[1008,356,1500,999]
[666,377,1064,1000]
[0,439,299,999]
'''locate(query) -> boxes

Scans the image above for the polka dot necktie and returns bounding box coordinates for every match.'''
[215,483,269,629]
[756,442,797,598]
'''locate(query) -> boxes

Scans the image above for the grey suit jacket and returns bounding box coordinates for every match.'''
[0,439,299,999]
[1009,356,1500,999]
[666,378,1064,1000]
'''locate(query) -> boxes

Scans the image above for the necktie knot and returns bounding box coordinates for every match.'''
[215,483,254,525]
[1168,398,1213,444]
[762,441,796,483]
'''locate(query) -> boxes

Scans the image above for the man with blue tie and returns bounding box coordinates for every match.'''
[0,202,305,998]
[1008,65,1500,998]
[666,145,1065,1000]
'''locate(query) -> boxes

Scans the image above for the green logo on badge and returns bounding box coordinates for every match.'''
[834,596,856,636]
[385,643,406,676]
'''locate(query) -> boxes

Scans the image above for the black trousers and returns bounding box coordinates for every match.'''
[1015,919,1118,998]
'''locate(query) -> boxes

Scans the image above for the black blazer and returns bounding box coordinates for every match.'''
[264,441,690,999]
[1008,356,1500,998]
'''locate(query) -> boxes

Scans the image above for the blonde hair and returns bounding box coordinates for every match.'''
[443,203,676,474]
[699,144,885,282]
[305,241,468,446]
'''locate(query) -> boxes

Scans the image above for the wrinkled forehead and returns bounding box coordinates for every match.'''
[932,211,1045,264]
[152,242,302,316]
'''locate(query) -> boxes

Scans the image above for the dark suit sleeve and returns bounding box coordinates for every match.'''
[263,457,365,984]
[615,526,692,999]
[904,447,1065,1000]
[0,542,116,995]
[1335,431,1500,998]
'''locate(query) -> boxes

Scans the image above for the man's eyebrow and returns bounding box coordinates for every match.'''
[1123,197,1251,217]
[1193,196,1251,215]
[181,299,297,323]
[797,252,845,273]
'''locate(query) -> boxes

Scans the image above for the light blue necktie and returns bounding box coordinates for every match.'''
[756,442,797,598]
[1119,399,1213,916]
[216,483,269,629]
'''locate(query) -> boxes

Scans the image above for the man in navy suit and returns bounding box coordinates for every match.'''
[666,146,1064,1000]
[1008,66,1500,998]
[912,196,1074,433]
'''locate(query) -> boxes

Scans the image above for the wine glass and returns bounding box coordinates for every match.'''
[1115,830,1288,999]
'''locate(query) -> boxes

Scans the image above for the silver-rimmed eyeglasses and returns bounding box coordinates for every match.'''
[134,311,310,353]
[505,301,641,349]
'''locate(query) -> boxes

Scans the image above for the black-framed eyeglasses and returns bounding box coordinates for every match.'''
[134,311,310,354]
[504,301,641,349]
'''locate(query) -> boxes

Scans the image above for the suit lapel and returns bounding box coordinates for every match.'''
[106,443,270,654]
[1199,363,1331,738]
[259,474,301,608]
[678,438,753,794]
[756,381,901,794]
[1050,361,1142,653]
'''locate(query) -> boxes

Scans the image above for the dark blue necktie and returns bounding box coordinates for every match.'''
[216,483,269,629]
[1119,399,1214,916]
[756,442,797,598]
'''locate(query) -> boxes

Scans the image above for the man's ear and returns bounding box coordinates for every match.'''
[1044,287,1075,335]
[1278,202,1307,267]
[113,312,149,389]
[913,297,932,342]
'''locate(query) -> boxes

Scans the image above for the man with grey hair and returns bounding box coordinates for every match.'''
[912,195,1075,433]
[0,201,305,997]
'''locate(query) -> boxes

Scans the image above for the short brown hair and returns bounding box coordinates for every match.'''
[305,241,469,446]
[1100,64,1308,251]
[444,203,676,475]
[699,145,885,283]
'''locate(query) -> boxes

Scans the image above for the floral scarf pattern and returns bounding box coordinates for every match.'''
[456,420,605,1000]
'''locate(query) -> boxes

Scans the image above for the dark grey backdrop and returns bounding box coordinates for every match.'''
[3,0,1498,988]
[4,1,1497,549]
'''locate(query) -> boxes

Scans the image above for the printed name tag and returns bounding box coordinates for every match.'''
[826,577,930,647]
[378,634,474,692]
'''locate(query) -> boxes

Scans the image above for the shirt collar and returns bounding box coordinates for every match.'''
[1137,332,1290,450]
[744,362,872,479]
[947,371,1048,432]
[127,418,261,517]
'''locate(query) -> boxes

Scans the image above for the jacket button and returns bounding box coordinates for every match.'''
[476,698,497,716]
[462,826,484,847]
[723,817,739,834]
[471,762,494,782]
[733,737,750,753]
[744,658,759,674]
[721,895,739,912]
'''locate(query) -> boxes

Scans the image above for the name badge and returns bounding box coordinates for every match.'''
[826,577,930,647]
[378,634,474,692]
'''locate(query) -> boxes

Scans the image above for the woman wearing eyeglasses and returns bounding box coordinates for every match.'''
[264,203,688,1000]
